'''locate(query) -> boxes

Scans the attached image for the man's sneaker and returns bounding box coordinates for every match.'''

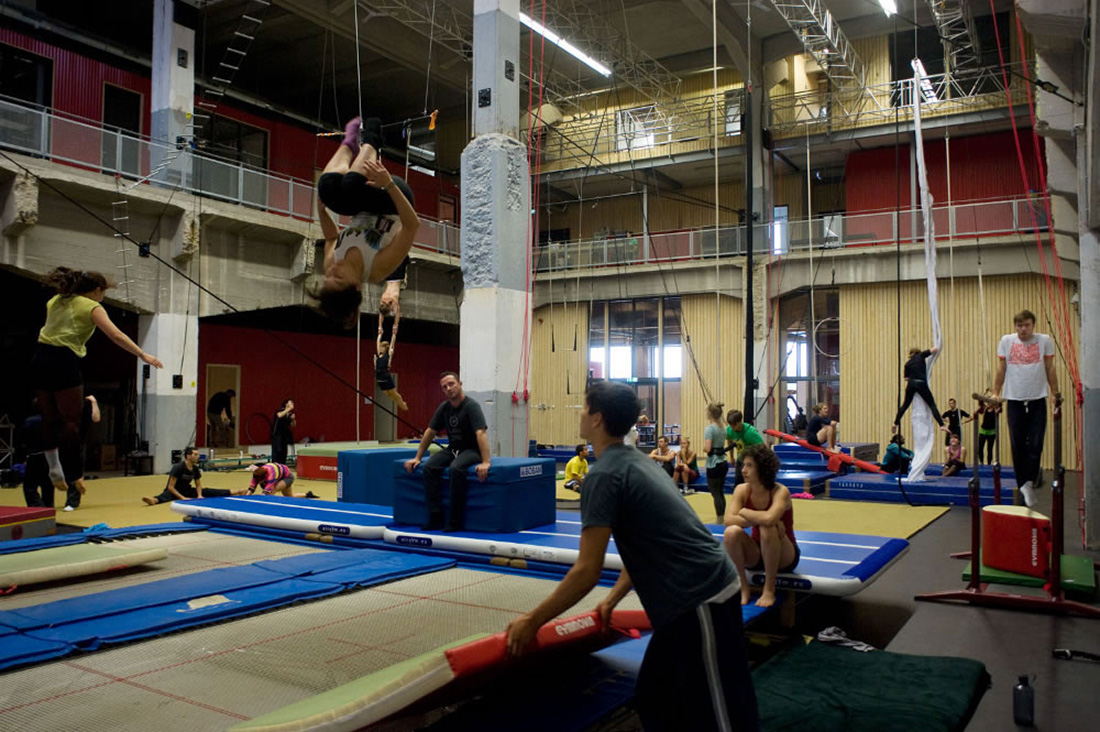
[682,487,696,495]
[1019,481,1036,508]
[63,505,75,512]
[305,491,319,499]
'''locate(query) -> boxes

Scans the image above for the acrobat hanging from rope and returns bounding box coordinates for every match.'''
[313,117,419,328]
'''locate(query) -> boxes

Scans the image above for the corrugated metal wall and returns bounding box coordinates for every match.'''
[839,274,1081,469]
[529,303,590,444]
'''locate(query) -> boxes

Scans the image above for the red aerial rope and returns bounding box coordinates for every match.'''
[989,1,1085,534]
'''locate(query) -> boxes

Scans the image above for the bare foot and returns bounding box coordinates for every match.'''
[755,590,778,608]
[141,496,157,506]
[741,587,754,606]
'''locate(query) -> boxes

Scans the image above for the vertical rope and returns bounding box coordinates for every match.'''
[352,0,363,124]
[712,0,721,395]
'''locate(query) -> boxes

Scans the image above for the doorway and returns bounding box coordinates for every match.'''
[205,364,240,449]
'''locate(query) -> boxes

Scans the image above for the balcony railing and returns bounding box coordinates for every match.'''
[0,96,460,257]
[535,194,1049,272]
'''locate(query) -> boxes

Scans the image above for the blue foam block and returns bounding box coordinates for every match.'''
[393,457,556,533]
[337,447,418,505]
[828,472,1002,506]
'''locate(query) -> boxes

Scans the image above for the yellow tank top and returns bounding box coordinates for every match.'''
[37,294,101,357]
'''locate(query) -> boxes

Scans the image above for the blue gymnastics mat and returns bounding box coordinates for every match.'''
[924,463,1016,480]
[173,495,394,538]
[385,514,907,597]
[0,522,204,556]
[828,472,1004,506]
[0,548,453,670]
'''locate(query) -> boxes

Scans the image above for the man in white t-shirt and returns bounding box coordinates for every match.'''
[992,309,1060,508]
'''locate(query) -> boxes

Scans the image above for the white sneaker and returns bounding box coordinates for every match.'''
[1019,481,1036,508]
[63,505,75,512]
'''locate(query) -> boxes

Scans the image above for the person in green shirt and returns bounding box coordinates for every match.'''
[32,267,163,498]
[726,409,764,485]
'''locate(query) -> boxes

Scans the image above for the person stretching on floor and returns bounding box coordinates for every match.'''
[893,346,948,435]
[880,434,914,474]
[142,447,246,505]
[374,339,408,411]
[648,435,676,478]
[246,462,317,498]
[672,437,699,495]
[722,443,799,609]
[942,433,967,477]
[806,403,839,452]
[563,443,588,492]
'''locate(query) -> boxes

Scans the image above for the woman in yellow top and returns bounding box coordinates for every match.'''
[33,267,163,496]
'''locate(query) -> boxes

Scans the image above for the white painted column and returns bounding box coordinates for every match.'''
[460,0,530,457]
[151,0,195,187]
[137,311,199,472]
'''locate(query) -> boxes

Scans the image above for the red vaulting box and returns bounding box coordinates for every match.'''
[981,505,1051,578]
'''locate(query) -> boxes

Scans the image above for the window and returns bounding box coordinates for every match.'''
[772,204,789,255]
[615,105,667,152]
[724,89,742,136]
[588,301,606,380]
[0,44,53,106]
[199,114,269,169]
[102,84,142,176]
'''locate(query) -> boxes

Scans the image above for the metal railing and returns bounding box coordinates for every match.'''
[534,195,1050,272]
[0,96,460,257]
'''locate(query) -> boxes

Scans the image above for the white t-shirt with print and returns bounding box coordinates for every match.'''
[998,332,1054,400]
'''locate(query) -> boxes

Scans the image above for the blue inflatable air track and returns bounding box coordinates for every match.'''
[828,472,1003,506]
[393,457,556,533]
[0,548,453,669]
[337,447,418,505]
[173,495,394,538]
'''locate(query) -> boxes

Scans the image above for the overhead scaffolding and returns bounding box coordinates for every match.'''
[925,0,983,74]
[769,0,866,91]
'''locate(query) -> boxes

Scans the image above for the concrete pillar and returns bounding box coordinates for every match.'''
[136,311,199,472]
[460,0,530,458]
[1,170,38,237]
[151,0,196,187]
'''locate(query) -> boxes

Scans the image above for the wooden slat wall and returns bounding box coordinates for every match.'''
[529,303,590,445]
[839,274,1081,469]
[680,294,744,442]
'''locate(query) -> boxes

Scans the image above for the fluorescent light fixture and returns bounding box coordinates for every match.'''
[519,12,612,77]
[911,58,938,103]
[878,0,897,16]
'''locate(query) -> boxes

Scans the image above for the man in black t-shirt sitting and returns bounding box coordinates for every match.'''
[404,372,491,531]
[142,447,245,505]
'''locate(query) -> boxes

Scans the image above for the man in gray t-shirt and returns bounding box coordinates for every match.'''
[505,381,759,732]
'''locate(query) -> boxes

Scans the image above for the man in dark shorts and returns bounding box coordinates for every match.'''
[404,372,491,531]
[505,380,760,732]
[142,447,243,505]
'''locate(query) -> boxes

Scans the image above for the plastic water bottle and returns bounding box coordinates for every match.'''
[1012,675,1034,727]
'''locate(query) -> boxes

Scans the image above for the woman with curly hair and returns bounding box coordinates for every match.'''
[722,443,799,608]
[33,267,162,500]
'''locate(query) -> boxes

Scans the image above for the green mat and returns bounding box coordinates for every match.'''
[962,553,1097,593]
[0,544,169,587]
[755,641,988,732]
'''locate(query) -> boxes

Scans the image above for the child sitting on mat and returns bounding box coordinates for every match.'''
[942,433,967,477]
[722,443,799,608]
[563,444,588,492]
[247,463,317,499]
[672,437,699,495]
[880,434,914,474]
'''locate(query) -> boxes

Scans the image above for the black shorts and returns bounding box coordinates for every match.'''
[376,375,396,391]
[31,344,83,391]
[317,172,415,217]
[749,542,801,573]
[386,255,410,282]
[806,432,823,447]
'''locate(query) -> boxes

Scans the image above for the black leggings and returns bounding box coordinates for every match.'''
[894,379,944,427]
[317,172,414,217]
[706,462,729,519]
[978,433,996,464]
[1006,399,1046,487]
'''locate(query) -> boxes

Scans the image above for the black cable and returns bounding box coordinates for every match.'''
[1,148,424,437]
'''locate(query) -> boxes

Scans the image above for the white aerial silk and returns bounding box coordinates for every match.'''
[905,61,942,483]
